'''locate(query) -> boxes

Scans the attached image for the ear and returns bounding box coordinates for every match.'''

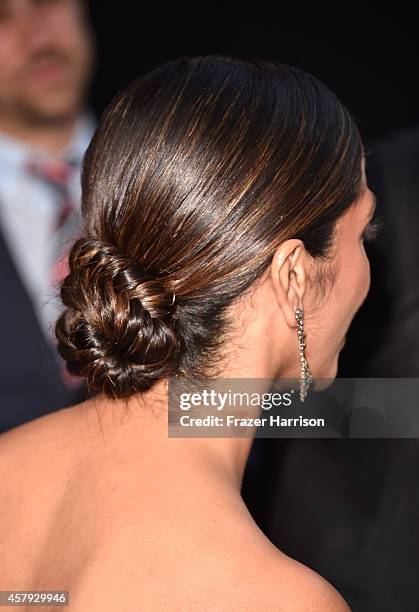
[270,239,307,329]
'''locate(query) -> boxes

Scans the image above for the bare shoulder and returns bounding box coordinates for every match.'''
[257,552,351,611]
[216,545,351,612]
[0,401,87,487]
[0,404,68,449]
[71,522,351,611]
[209,512,352,611]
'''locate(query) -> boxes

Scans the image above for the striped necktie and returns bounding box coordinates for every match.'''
[26,157,83,389]
[25,156,82,285]
[26,157,77,231]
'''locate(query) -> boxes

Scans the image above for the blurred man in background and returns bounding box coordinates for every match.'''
[0,0,96,431]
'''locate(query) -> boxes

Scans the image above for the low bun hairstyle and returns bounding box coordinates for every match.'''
[55,54,363,399]
[56,237,179,397]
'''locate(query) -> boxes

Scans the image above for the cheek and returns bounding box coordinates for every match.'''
[0,40,22,81]
[358,246,372,303]
[333,245,371,322]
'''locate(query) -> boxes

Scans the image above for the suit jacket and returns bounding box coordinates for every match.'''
[0,223,89,432]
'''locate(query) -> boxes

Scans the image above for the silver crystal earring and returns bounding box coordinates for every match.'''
[295,307,313,402]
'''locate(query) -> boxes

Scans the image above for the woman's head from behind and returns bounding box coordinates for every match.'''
[56,54,374,399]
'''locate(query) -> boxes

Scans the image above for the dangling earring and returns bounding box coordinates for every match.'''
[295,308,313,402]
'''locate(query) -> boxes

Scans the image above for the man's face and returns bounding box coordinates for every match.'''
[0,0,95,124]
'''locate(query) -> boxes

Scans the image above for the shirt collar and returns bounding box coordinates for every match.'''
[60,110,96,164]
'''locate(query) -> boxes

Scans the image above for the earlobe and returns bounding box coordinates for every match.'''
[270,239,307,329]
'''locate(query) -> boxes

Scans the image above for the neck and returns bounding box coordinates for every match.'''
[81,361,276,499]
[0,113,77,156]
[78,292,285,497]
[83,379,268,495]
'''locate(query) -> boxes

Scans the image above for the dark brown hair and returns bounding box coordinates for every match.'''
[55,54,363,398]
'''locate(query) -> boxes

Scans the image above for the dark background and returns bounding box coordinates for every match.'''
[85,16,418,144]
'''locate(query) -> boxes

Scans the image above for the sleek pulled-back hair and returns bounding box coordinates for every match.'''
[55,54,363,398]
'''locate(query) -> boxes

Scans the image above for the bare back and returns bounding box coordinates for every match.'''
[0,402,350,611]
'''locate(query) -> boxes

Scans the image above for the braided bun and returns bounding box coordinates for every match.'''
[55,237,179,398]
